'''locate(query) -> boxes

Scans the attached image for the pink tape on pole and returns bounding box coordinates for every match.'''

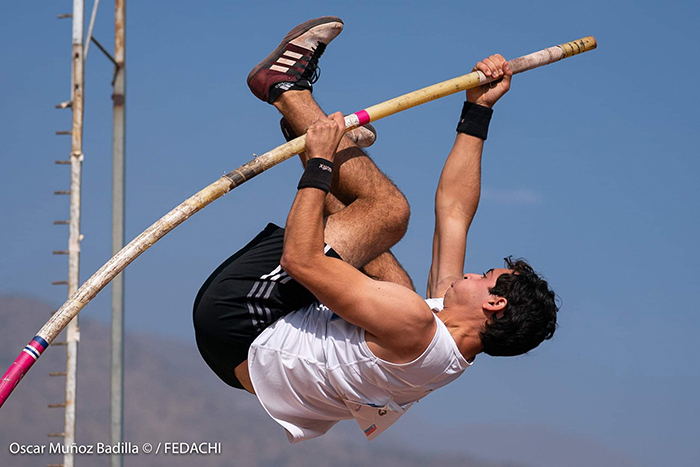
[0,354,35,408]
[355,110,371,126]
[0,338,46,408]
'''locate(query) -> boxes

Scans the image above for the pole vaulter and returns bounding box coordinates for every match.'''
[0,36,596,409]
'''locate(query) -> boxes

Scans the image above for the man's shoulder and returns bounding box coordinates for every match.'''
[365,294,437,364]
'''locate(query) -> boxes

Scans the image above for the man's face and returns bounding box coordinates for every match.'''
[445,268,511,313]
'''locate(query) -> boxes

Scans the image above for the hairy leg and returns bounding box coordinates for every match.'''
[233,115,413,396]
[274,90,410,269]
[322,190,414,290]
[361,252,415,290]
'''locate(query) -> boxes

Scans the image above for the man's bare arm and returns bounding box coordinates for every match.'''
[427,55,513,298]
[281,113,435,359]
[427,133,484,297]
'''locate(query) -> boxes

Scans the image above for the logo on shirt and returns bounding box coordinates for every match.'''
[364,424,377,437]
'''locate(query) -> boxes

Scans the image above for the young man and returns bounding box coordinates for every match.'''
[193,16,558,443]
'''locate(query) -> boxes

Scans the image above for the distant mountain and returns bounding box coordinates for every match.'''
[0,296,514,467]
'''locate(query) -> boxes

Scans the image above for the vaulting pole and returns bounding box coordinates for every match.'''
[0,36,596,409]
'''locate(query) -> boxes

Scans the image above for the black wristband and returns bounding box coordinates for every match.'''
[297,158,334,193]
[456,101,493,140]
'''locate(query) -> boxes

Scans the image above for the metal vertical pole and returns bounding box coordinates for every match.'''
[65,1,85,467]
[110,1,126,467]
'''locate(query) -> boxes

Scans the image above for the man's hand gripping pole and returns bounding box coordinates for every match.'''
[0,36,596,409]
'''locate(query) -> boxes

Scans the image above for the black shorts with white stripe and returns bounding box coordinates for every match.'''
[193,223,341,390]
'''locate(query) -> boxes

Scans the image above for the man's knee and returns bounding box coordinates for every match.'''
[382,186,411,241]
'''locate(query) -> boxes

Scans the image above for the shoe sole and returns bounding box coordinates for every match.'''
[246,16,344,90]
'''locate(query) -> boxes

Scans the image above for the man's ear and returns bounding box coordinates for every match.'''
[484,296,507,318]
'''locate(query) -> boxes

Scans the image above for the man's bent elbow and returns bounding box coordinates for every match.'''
[280,251,321,283]
[279,252,299,277]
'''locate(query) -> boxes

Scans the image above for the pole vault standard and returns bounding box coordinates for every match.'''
[0,36,596,409]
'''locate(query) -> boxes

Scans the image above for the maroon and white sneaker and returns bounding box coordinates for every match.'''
[247,16,344,104]
[280,117,377,148]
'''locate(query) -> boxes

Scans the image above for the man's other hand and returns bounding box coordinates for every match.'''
[305,112,346,162]
[467,54,512,109]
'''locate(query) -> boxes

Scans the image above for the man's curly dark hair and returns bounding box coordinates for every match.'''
[480,257,559,357]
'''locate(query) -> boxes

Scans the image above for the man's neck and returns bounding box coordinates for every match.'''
[437,306,483,361]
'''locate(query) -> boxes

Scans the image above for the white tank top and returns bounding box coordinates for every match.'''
[248,298,472,443]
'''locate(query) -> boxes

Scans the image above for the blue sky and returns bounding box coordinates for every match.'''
[2,1,699,466]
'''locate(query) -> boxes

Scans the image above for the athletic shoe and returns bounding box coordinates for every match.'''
[280,117,377,148]
[247,16,344,104]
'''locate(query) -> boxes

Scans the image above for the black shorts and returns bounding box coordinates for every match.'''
[193,223,340,390]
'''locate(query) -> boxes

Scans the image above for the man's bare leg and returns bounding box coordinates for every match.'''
[235,17,412,395]
[274,89,410,270]
[288,132,414,290]
[323,191,414,290]
[234,170,397,397]
[234,93,414,395]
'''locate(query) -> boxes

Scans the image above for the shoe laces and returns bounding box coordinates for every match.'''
[301,42,326,84]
